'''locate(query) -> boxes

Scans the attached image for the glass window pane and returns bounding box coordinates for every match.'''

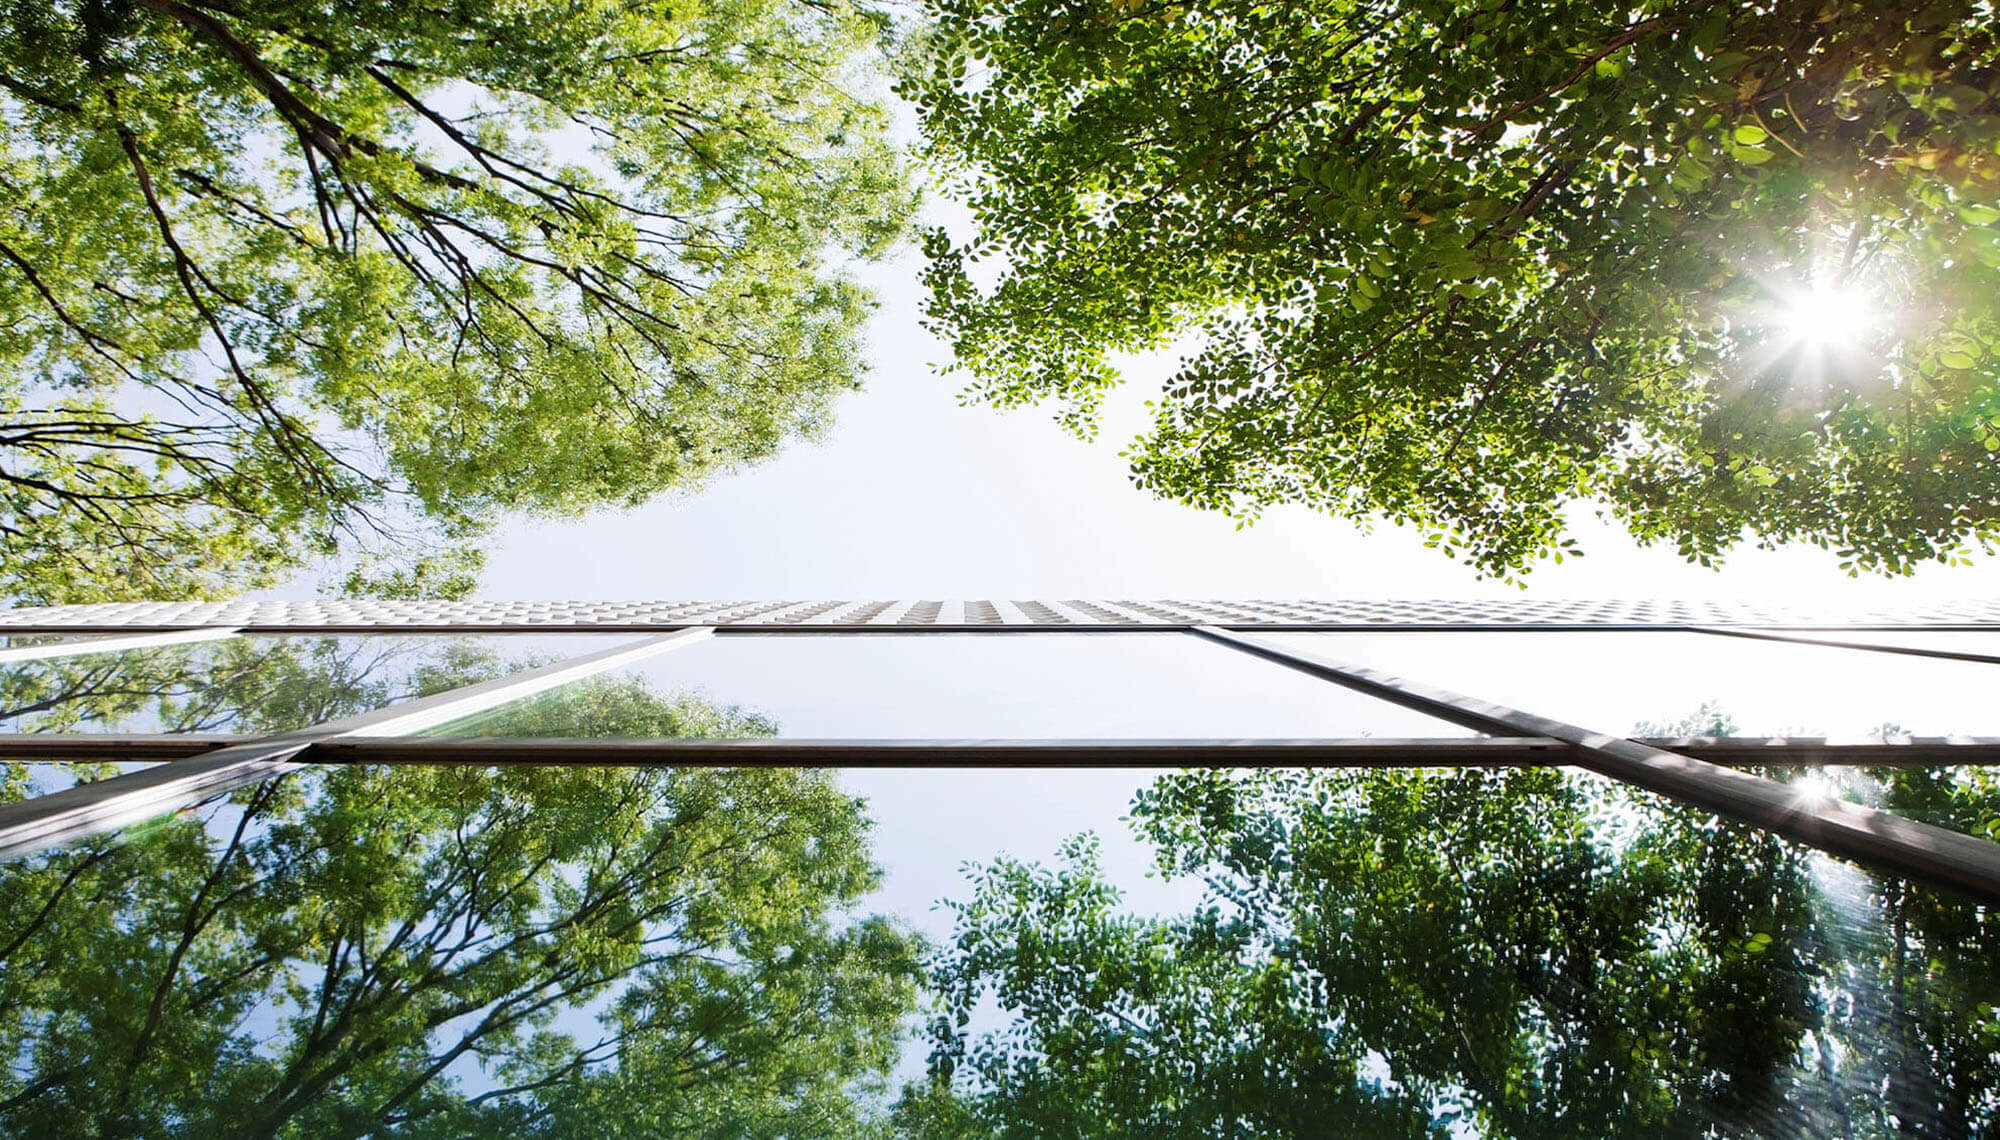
[1758,763,2000,846]
[0,634,639,735]
[0,759,1989,1134]
[0,634,88,650]
[3,760,160,799]
[1567,767,1999,1136]
[425,632,1480,739]
[1268,630,1999,737]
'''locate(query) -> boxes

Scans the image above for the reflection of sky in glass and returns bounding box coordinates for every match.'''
[1272,631,2000,737]
[1,632,1995,1134]
[427,632,1480,739]
[12,760,157,798]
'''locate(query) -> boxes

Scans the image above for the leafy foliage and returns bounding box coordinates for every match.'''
[1,0,915,602]
[0,639,921,1137]
[905,0,2000,577]
[908,766,2000,1138]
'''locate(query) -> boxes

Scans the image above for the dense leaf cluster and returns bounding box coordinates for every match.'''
[906,0,2000,576]
[1,0,914,601]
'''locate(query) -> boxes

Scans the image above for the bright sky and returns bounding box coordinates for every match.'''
[476,225,2000,609]
[464,215,2000,958]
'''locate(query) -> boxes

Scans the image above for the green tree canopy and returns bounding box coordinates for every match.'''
[906,765,2000,1138]
[1,0,914,602]
[904,0,2000,577]
[0,640,922,1137]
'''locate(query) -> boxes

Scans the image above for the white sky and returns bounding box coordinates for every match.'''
[478,231,2000,607]
[449,227,2000,992]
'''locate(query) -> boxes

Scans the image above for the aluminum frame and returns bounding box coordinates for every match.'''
[4,600,2000,902]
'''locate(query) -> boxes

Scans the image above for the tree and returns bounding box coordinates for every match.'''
[0,640,923,1137]
[903,0,2000,577]
[1,0,915,602]
[907,764,2000,1138]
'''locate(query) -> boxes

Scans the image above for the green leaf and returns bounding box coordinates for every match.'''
[0,0,914,603]
[911,0,2000,581]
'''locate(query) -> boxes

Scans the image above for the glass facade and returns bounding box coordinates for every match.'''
[0,602,1994,1136]
[423,633,1480,740]
[1270,630,2000,737]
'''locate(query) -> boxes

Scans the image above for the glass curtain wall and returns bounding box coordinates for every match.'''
[1,614,1996,1136]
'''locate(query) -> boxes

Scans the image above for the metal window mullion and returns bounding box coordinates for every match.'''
[0,628,714,859]
[989,600,1035,625]
[1084,600,1174,626]
[1037,599,1106,627]
[867,600,918,625]
[806,600,876,626]
[734,600,833,626]
[1190,625,2000,905]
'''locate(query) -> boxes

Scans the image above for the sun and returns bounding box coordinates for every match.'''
[1791,772,1841,809]
[1770,278,1876,352]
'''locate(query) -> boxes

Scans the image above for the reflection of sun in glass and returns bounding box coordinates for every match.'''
[1792,771,1841,808]
[1770,278,1875,353]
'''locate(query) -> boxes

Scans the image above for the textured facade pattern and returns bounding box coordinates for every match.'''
[6,598,2000,630]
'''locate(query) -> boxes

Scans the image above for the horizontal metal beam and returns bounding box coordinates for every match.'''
[6,734,2000,768]
[304,736,2000,768]
[0,629,714,859]
[308,736,1572,767]
[0,735,241,760]
[1192,626,2000,906]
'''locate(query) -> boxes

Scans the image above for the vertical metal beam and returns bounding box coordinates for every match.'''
[1191,626,2000,905]
[0,627,240,666]
[0,628,714,859]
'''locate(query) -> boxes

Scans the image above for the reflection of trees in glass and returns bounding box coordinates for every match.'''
[0,636,773,740]
[424,668,776,740]
[0,637,471,734]
[0,644,917,1136]
[907,766,2000,1138]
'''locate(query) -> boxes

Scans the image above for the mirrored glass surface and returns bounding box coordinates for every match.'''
[916,764,2000,1138]
[1771,764,2000,845]
[1271,630,2000,737]
[2,762,1990,1137]
[425,632,1480,739]
[4,759,159,798]
[0,634,638,735]
[0,634,86,650]
[0,762,921,1135]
